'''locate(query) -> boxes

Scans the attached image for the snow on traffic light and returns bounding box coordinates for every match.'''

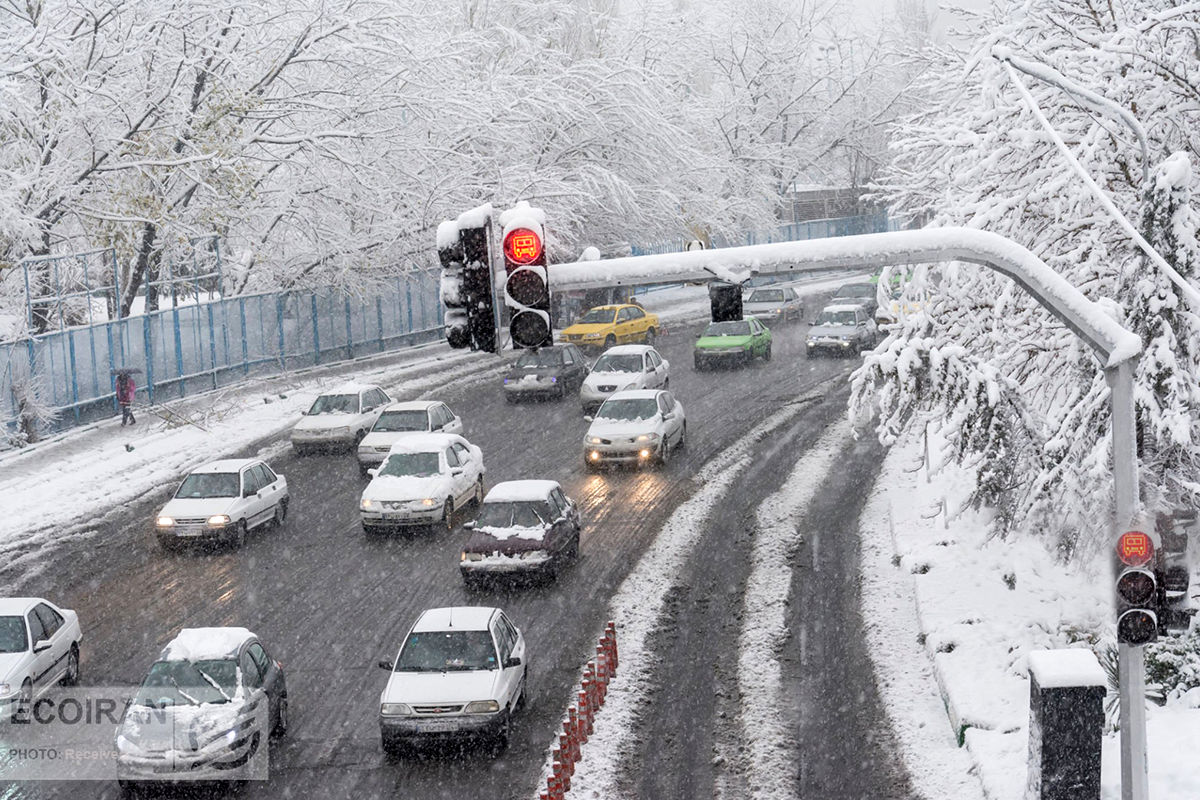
[437,204,498,353]
[499,202,551,349]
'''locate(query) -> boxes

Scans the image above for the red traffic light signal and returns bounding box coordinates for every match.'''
[1116,530,1154,567]
[504,228,543,265]
[501,214,551,349]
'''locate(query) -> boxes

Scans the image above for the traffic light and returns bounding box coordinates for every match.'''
[709,280,743,322]
[459,221,498,354]
[1115,530,1158,645]
[437,222,470,349]
[500,203,551,349]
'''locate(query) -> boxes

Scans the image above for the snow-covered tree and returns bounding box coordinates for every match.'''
[851,0,1200,559]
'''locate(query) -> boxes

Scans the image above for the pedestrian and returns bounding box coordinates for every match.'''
[116,373,136,426]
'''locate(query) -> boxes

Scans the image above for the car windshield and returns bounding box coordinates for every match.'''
[835,284,874,298]
[578,308,616,324]
[175,472,239,499]
[379,452,440,478]
[0,616,28,654]
[307,393,359,415]
[516,349,563,368]
[591,354,642,373]
[374,410,429,432]
[395,631,498,672]
[748,289,785,303]
[816,310,857,326]
[596,398,658,421]
[131,659,238,707]
[704,321,750,337]
[476,500,553,528]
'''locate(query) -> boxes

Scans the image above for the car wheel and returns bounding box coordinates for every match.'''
[645,328,656,345]
[273,500,288,528]
[584,458,600,473]
[568,528,581,559]
[12,680,31,723]
[658,438,671,466]
[676,422,687,451]
[514,673,528,711]
[693,355,704,372]
[604,335,616,348]
[381,734,405,757]
[763,342,772,361]
[229,519,247,548]
[62,644,80,686]
[441,499,454,531]
[473,477,485,506]
[663,376,669,388]
[272,695,288,738]
[491,711,511,755]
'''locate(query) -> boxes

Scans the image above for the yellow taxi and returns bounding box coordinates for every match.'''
[561,304,661,349]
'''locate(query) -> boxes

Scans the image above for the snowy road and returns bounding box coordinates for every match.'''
[7,286,913,799]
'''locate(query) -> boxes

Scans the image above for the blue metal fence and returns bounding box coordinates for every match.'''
[1,272,442,439]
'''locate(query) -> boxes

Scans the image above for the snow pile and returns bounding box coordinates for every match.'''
[862,426,1200,800]
[161,627,253,661]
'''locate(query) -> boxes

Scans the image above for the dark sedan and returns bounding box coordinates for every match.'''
[502,344,588,402]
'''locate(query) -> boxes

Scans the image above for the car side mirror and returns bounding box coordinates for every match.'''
[452,468,463,476]
[645,365,654,372]
[504,656,522,668]
[662,412,674,421]
[33,639,52,654]
[378,659,394,671]
[243,487,254,498]
[583,415,594,423]
[463,521,476,530]
[367,468,379,478]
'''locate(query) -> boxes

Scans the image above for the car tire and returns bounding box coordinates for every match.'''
[12,680,31,723]
[658,438,671,466]
[568,528,581,559]
[764,343,772,361]
[491,711,511,755]
[514,673,528,712]
[604,335,616,348]
[272,695,288,738]
[584,458,600,473]
[441,499,454,531]
[381,734,405,758]
[473,477,485,507]
[229,519,247,548]
[62,643,81,686]
[273,500,288,528]
[645,328,656,345]
[676,422,687,451]
[663,377,669,388]
[693,355,705,372]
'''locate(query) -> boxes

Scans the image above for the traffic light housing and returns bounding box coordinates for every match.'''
[437,208,498,353]
[1115,530,1158,645]
[500,202,551,349]
[437,222,470,349]
[709,280,743,322]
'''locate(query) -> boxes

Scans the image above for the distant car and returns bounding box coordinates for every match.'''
[579,344,670,414]
[693,317,772,370]
[0,598,82,722]
[115,627,287,787]
[806,304,878,357]
[460,481,582,587]
[830,282,879,316]
[360,434,485,534]
[743,286,803,323]
[584,389,686,469]
[290,383,392,454]
[154,459,289,549]
[378,606,527,753]
[502,345,588,402]
[357,401,463,474]
[561,304,660,349]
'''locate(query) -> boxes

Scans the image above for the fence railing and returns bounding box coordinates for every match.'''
[628,212,894,256]
[2,273,442,440]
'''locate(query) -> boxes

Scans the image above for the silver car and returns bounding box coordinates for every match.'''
[805,304,878,357]
[743,286,802,323]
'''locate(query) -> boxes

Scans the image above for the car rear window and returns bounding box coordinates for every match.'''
[748,289,784,302]
[374,410,429,432]
[477,501,552,528]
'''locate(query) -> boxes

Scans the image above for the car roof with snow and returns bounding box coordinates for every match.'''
[603,344,656,356]
[411,606,497,633]
[160,627,255,661]
[189,458,261,474]
[821,304,863,314]
[483,480,560,503]
[380,400,439,412]
[386,433,468,454]
[604,389,662,401]
[0,597,49,616]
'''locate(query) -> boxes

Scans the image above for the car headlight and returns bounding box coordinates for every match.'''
[156,516,175,527]
[586,436,603,445]
[380,703,413,716]
[330,426,351,436]
[361,498,379,511]
[461,552,484,562]
[635,433,660,442]
[463,700,500,714]
[420,498,437,507]
[207,515,230,526]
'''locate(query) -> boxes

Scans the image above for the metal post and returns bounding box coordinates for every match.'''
[345,296,354,360]
[239,298,249,376]
[206,302,218,389]
[1107,360,1148,800]
[311,294,321,365]
[376,297,385,352]
[276,294,287,371]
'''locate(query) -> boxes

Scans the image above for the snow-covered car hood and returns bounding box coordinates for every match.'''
[0,652,27,683]
[808,324,855,338]
[361,431,426,449]
[583,371,641,391]
[586,418,660,440]
[293,413,356,432]
[381,669,500,705]
[363,474,452,502]
[159,497,236,519]
[118,699,250,753]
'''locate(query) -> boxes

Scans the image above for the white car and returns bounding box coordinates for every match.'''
[583,389,686,469]
[155,459,289,549]
[579,344,670,414]
[356,400,464,473]
[360,433,485,534]
[0,598,82,721]
[377,606,526,753]
[290,383,392,453]
[115,627,287,786]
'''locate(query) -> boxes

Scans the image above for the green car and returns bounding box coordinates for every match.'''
[693,317,772,371]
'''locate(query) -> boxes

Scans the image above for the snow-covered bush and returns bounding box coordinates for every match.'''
[1145,629,1200,704]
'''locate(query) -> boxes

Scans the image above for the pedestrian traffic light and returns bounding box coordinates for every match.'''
[500,203,551,349]
[709,280,743,322]
[1115,530,1158,645]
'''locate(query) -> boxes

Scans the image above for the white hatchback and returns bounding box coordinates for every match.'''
[378,606,526,753]
[584,389,686,469]
[155,459,288,549]
[0,597,83,721]
[360,434,485,533]
[579,344,670,414]
[356,401,463,473]
[290,383,391,453]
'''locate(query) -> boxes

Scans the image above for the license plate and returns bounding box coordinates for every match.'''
[421,722,456,733]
